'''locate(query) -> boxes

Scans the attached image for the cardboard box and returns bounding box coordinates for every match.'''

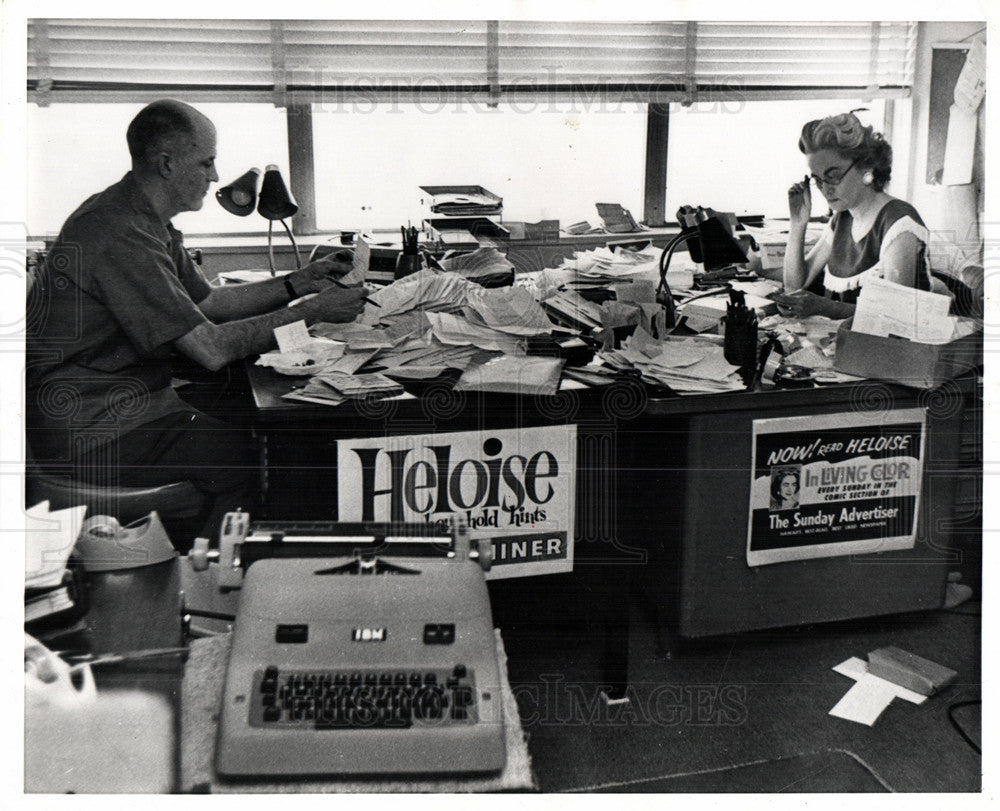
[833,319,982,389]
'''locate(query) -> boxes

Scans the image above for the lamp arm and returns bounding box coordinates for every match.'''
[657,231,694,298]
[267,221,277,277]
[656,232,695,331]
[280,219,302,269]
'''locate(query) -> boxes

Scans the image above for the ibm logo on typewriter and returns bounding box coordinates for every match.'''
[351,627,387,642]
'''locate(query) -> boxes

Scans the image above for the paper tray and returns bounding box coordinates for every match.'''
[419,185,502,205]
[425,217,510,241]
[833,319,982,389]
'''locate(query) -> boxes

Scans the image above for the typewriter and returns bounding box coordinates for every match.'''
[212,516,506,778]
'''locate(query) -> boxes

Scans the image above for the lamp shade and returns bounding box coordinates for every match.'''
[257,165,298,220]
[215,168,261,216]
[696,214,749,271]
[676,206,703,264]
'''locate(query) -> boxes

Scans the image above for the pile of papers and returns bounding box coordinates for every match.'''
[599,330,744,393]
[363,270,470,320]
[427,191,502,217]
[550,244,663,285]
[463,284,553,336]
[256,339,347,376]
[274,270,564,405]
[437,247,514,287]
[372,340,489,380]
[539,289,604,331]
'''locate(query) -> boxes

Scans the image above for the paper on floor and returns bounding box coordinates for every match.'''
[830,656,926,726]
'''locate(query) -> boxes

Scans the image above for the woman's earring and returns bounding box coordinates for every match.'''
[862,172,874,185]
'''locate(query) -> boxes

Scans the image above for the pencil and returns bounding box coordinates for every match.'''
[327,275,382,308]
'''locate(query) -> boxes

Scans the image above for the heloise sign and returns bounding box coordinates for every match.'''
[747,409,926,566]
[337,425,576,579]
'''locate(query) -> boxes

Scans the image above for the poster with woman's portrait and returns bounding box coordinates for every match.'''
[747,409,926,566]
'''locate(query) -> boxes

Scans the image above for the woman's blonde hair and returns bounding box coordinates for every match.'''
[798,112,893,191]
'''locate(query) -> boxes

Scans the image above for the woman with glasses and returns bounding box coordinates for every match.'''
[776,112,934,318]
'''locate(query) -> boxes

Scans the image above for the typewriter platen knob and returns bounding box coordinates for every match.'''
[190,537,213,571]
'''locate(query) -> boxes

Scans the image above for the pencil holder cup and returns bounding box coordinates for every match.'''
[723,316,758,369]
[394,252,423,280]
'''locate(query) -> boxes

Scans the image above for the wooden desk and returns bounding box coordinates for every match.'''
[242,363,978,696]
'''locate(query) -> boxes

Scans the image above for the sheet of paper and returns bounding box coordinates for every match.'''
[785,345,833,370]
[455,355,565,397]
[730,279,783,299]
[830,657,926,726]
[426,311,523,353]
[26,503,88,589]
[338,236,371,284]
[647,342,708,368]
[598,301,644,331]
[438,247,515,284]
[318,349,381,375]
[852,276,953,342]
[613,279,657,304]
[953,38,986,114]
[540,290,604,330]
[463,285,553,335]
[316,372,404,398]
[273,320,312,354]
[255,339,347,375]
[282,391,345,406]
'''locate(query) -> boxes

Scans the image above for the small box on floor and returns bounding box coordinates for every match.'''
[867,646,957,696]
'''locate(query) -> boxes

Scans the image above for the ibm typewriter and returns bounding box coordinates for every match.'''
[201,514,506,778]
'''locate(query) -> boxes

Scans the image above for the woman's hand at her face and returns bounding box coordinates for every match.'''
[787,176,812,229]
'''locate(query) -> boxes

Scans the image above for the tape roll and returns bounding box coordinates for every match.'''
[75,512,176,572]
[761,352,782,388]
[80,515,121,539]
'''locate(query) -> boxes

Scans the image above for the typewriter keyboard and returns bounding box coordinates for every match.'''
[248,665,480,729]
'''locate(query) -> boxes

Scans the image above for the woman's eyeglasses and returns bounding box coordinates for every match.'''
[809,157,862,189]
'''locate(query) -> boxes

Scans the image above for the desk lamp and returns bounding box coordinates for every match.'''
[656,206,749,326]
[217,165,301,276]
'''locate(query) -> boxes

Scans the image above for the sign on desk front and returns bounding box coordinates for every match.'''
[337,425,576,579]
[747,409,926,566]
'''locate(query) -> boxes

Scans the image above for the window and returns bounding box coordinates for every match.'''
[27,98,900,236]
[665,99,888,219]
[311,101,647,230]
[27,103,288,237]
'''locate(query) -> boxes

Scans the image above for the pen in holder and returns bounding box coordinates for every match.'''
[395,224,423,280]
[723,289,758,370]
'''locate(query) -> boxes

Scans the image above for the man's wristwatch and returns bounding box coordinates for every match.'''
[284,276,297,301]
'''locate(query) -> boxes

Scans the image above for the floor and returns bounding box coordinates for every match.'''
[500,598,982,793]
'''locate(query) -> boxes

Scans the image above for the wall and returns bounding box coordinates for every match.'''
[907,21,986,279]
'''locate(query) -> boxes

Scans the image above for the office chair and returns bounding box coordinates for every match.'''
[25,442,209,552]
[931,268,982,319]
[25,248,212,551]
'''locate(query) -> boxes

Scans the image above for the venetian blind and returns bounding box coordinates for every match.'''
[27,19,917,105]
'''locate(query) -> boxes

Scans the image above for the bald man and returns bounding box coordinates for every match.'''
[27,100,365,548]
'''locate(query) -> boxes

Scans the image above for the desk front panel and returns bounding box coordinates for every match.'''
[623,380,970,637]
[250,368,976,636]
